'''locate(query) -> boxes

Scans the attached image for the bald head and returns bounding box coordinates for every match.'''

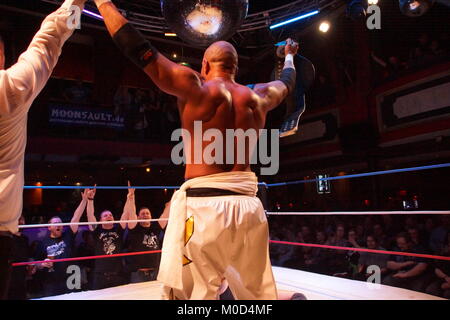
[202,41,238,78]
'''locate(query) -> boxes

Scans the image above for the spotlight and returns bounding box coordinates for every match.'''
[319,21,330,32]
[146,167,151,173]
[399,0,434,17]
[346,0,367,20]
[172,53,178,59]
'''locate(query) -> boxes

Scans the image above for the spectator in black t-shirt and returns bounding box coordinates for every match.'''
[86,186,128,290]
[383,233,429,292]
[303,231,328,274]
[327,224,350,275]
[123,182,170,283]
[34,190,87,297]
[356,235,389,282]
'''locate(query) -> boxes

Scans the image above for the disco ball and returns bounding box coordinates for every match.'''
[161,0,249,47]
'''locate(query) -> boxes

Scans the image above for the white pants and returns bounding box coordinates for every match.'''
[166,195,277,300]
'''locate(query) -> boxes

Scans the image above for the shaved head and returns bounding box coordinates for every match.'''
[202,41,238,77]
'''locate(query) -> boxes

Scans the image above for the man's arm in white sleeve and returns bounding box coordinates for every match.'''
[0,0,86,116]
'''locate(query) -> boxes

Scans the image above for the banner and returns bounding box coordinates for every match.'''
[48,104,124,129]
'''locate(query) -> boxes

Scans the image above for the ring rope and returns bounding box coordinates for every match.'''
[11,250,162,267]
[23,186,180,190]
[22,162,450,190]
[269,240,450,261]
[18,218,168,229]
[267,211,450,216]
[12,240,450,267]
[265,162,450,188]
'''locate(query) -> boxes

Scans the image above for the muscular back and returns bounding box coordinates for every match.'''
[180,78,267,179]
[94,4,294,180]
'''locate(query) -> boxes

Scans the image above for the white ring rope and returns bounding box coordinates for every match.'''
[18,218,169,229]
[267,211,450,216]
[19,211,450,229]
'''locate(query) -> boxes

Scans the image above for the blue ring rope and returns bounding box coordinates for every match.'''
[23,162,450,190]
[264,163,450,188]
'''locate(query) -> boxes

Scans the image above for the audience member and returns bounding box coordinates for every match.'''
[124,182,170,283]
[326,224,350,275]
[34,190,87,297]
[383,233,429,292]
[356,235,389,281]
[86,187,128,290]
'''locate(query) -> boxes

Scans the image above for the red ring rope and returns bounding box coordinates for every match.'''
[11,250,161,267]
[269,240,450,261]
[12,241,450,267]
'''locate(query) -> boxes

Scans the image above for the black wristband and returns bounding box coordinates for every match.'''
[88,198,94,201]
[280,67,296,94]
[112,23,158,69]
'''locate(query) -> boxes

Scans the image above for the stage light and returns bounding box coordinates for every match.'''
[146,167,151,173]
[399,0,434,17]
[347,0,367,20]
[319,21,330,32]
[164,33,177,37]
[368,0,379,4]
[172,53,178,59]
[269,10,319,30]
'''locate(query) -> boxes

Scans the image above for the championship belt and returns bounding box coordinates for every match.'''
[274,42,316,137]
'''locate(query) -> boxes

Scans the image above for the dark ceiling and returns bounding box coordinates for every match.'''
[111,0,308,15]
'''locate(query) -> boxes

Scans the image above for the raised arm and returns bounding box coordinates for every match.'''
[86,186,97,231]
[70,189,88,233]
[94,1,202,100]
[122,181,136,229]
[159,201,171,230]
[0,0,86,116]
[252,39,298,112]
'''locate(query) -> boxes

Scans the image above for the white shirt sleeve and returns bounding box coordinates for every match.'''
[0,0,84,234]
[0,0,83,116]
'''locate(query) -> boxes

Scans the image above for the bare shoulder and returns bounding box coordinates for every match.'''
[176,65,202,84]
[233,82,262,109]
[200,79,231,102]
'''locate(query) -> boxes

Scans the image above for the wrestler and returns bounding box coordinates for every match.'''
[93,0,298,300]
[0,0,87,299]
